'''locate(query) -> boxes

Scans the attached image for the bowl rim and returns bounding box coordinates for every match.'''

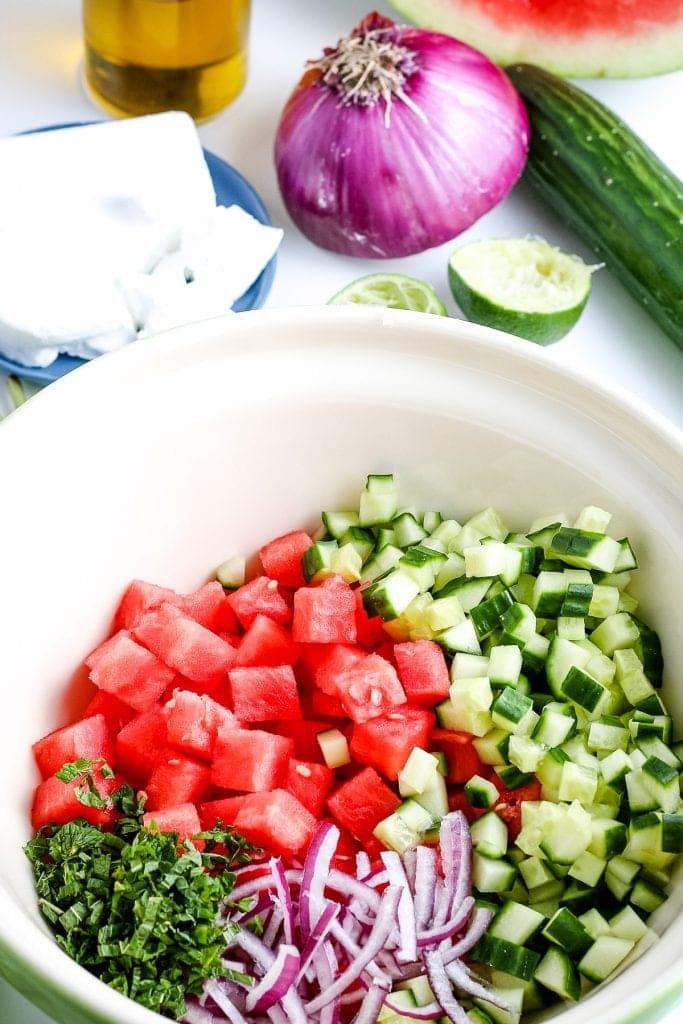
[1,304,682,1024]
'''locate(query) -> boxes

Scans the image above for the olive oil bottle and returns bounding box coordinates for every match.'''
[83,0,251,121]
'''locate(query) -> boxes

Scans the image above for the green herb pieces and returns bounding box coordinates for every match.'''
[25,798,256,1019]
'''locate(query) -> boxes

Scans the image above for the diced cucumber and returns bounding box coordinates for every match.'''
[508,735,545,774]
[317,728,351,769]
[470,811,509,859]
[534,946,580,1002]
[588,818,628,859]
[501,602,537,644]
[494,765,534,790]
[360,544,403,583]
[488,645,523,688]
[532,571,568,617]
[340,525,375,563]
[577,935,634,982]
[427,593,465,632]
[465,542,523,585]
[590,612,640,657]
[587,717,629,753]
[609,905,649,943]
[489,902,545,945]
[473,728,511,767]
[397,747,440,797]
[550,528,621,573]
[451,652,490,679]
[373,800,432,854]
[625,769,660,814]
[558,761,598,804]
[329,542,363,582]
[589,585,620,619]
[433,551,467,589]
[215,554,246,590]
[599,748,632,791]
[641,756,680,813]
[447,676,494,736]
[561,667,609,715]
[322,509,359,538]
[471,589,517,639]
[470,933,541,981]
[473,853,518,893]
[465,774,500,808]
[359,474,397,526]
[604,855,640,901]
[542,907,593,959]
[574,506,612,533]
[362,569,420,620]
[473,984,525,1024]
[630,877,667,913]
[568,850,606,887]
[414,771,449,820]
[536,748,571,801]
[557,616,586,641]
[436,617,482,656]
[545,637,591,698]
[578,909,611,940]
[302,539,338,581]
[491,688,537,736]
[392,512,428,549]
[532,705,575,747]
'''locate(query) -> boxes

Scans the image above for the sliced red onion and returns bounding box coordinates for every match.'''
[351,979,391,1024]
[441,906,493,964]
[413,846,438,931]
[270,858,295,945]
[381,851,417,964]
[298,900,340,981]
[416,896,475,947]
[306,886,402,1013]
[384,997,443,1020]
[300,822,340,940]
[183,1000,219,1024]
[355,851,371,880]
[314,942,340,1024]
[204,980,250,1024]
[445,958,512,1012]
[275,14,528,258]
[245,945,300,1013]
[424,951,469,1024]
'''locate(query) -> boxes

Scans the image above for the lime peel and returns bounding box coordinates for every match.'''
[329,273,448,316]
[448,237,599,345]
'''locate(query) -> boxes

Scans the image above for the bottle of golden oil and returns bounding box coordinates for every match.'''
[83,0,251,121]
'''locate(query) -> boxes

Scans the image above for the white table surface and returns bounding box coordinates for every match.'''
[0,0,682,1021]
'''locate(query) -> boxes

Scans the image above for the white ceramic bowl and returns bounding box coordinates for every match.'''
[0,306,682,1024]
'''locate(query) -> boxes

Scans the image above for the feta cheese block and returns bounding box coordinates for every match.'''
[0,112,281,367]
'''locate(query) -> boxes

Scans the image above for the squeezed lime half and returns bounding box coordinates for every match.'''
[448,238,597,345]
[329,273,448,316]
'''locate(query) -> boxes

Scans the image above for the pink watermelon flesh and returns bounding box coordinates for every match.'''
[388,0,683,77]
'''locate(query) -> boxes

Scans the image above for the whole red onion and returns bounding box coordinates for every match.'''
[274,13,529,258]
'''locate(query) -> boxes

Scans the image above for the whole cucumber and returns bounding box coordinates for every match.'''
[506,64,683,350]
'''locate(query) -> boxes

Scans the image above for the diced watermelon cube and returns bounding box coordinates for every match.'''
[354,590,387,649]
[211,728,293,792]
[292,576,357,644]
[272,719,337,763]
[228,665,302,722]
[31,770,119,830]
[132,603,236,682]
[393,641,451,706]
[144,754,212,811]
[114,579,181,631]
[143,802,202,842]
[430,728,485,785]
[86,630,175,711]
[307,688,346,720]
[327,767,401,842]
[259,530,313,589]
[32,714,115,780]
[227,576,291,629]
[309,644,366,696]
[182,581,239,634]
[233,789,317,859]
[234,615,300,668]
[285,758,333,816]
[115,709,169,781]
[349,706,435,780]
[447,788,489,824]
[164,689,240,761]
[81,690,136,733]
[198,795,248,830]
[321,650,406,724]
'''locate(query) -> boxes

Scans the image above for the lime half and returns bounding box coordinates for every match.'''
[448,238,597,345]
[329,273,448,316]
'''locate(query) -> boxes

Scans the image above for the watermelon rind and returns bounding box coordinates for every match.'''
[387,0,683,77]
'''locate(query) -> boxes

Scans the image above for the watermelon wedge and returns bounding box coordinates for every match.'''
[387,0,683,77]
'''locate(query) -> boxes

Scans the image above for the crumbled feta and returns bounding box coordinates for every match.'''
[0,112,282,368]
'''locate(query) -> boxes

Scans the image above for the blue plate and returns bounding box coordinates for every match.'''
[0,123,277,385]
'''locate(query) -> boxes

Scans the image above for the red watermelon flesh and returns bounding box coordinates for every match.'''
[85,630,175,711]
[164,689,241,761]
[388,0,683,77]
[132,603,236,682]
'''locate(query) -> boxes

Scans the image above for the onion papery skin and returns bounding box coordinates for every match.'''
[274,20,529,258]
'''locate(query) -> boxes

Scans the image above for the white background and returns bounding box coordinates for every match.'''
[0,0,682,1021]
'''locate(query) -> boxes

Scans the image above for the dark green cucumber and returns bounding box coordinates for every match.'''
[506,64,683,349]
